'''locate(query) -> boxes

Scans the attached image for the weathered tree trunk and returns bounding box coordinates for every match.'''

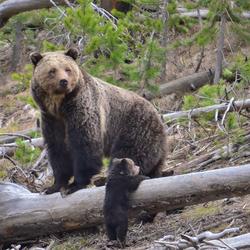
[144,70,214,100]
[159,0,169,83]
[213,13,226,84]
[9,21,24,72]
[177,8,250,19]
[163,98,250,121]
[194,8,205,73]
[0,0,72,28]
[0,137,43,157]
[1,164,250,244]
[0,127,38,144]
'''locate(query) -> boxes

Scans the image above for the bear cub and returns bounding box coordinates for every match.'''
[104,158,148,248]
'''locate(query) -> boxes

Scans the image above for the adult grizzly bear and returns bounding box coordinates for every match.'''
[30,48,166,195]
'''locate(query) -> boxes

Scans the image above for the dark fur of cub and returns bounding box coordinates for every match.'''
[103,158,148,248]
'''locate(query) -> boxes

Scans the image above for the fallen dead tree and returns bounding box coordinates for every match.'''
[0,0,73,28]
[145,70,214,100]
[177,8,250,19]
[154,230,250,249]
[1,164,250,244]
[163,98,250,122]
[0,137,43,157]
[0,127,38,144]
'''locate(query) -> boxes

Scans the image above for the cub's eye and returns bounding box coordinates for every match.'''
[48,68,56,75]
[65,68,71,73]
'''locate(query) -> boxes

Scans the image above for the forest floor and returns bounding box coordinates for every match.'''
[1,30,250,249]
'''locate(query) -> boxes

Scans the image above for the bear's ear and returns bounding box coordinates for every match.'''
[65,48,79,60]
[30,52,43,66]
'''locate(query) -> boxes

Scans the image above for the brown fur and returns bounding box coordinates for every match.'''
[30,48,166,195]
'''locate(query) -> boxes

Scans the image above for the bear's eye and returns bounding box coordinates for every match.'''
[48,68,56,75]
[65,68,71,73]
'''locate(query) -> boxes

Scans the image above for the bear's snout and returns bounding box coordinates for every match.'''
[59,79,68,88]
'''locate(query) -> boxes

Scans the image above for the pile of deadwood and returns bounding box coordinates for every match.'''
[1,72,250,248]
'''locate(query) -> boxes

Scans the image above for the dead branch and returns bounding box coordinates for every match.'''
[0,0,73,28]
[1,164,250,244]
[163,98,250,122]
[155,227,241,249]
[177,8,250,20]
[0,137,44,157]
[0,127,38,144]
[172,135,250,174]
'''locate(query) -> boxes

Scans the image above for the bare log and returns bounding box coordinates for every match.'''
[0,0,72,28]
[1,164,250,244]
[209,233,250,249]
[0,137,43,157]
[177,8,250,20]
[145,70,214,100]
[163,98,250,122]
[0,127,38,144]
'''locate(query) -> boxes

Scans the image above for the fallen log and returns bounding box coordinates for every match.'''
[163,98,250,122]
[0,127,38,144]
[1,164,250,244]
[177,8,250,20]
[144,70,214,100]
[0,137,43,157]
[0,0,73,28]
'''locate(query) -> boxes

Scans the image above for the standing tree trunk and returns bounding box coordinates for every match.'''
[195,8,205,73]
[10,21,24,72]
[160,0,169,83]
[213,12,226,84]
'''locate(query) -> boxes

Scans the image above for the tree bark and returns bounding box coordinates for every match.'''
[0,137,43,157]
[0,127,38,144]
[213,13,226,84]
[9,21,24,72]
[1,164,250,244]
[159,0,169,83]
[177,8,250,20]
[163,98,250,121]
[0,0,72,28]
[144,70,214,100]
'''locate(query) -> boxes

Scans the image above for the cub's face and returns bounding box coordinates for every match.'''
[110,158,140,176]
[30,48,81,95]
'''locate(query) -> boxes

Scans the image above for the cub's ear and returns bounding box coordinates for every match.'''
[65,48,79,60]
[30,52,43,66]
